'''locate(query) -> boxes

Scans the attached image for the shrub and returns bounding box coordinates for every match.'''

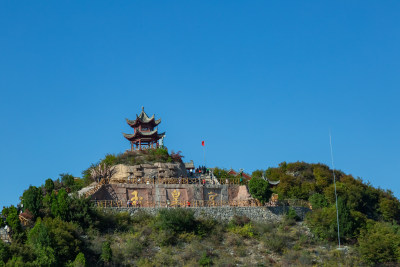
[198,252,212,266]
[124,238,144,259]
[155,208,196,234]
[264,234,287,254]
[379,196,400,223]
[252,222,277,236]
[101,241,112,263]
[115,212,133,231]
[230,215,250,227]
[228,223,254,238]
[309,193,328,209]
[286,208,300,221]
[70,252,86,267]
[305,206,337,241]
[358,221,400,265]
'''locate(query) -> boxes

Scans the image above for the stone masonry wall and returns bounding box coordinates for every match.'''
[91,184,251,205]
[103,206,311,222]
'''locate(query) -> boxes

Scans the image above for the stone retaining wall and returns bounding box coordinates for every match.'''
[103,206,310,222]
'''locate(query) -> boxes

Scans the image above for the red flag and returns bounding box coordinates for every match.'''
[201,141,205,146]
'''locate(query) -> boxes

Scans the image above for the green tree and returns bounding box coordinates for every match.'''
[33,246,57,267]
[61,173,75,188]
[265,167,284,181]
[28,219,52,249]
[43,191,57,216]
[248,178,272,204]
[44,178,55,194]
[22,185,43,218]
[251,169,264,179]
[2,206,22,237]
[337,197,355,239]
[358,221,400,265]
[28,218,56,266]
[52,188,70,220]
[68,196,95,229]
[309,193,328,209]
[100,154,117,166]
[305,205,337,241]
[0,241,10,264]
[379,196,400,223]
[43,217,81,264]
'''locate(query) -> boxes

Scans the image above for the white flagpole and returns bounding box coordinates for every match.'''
[203,142,206,167]
[329,131,341,248]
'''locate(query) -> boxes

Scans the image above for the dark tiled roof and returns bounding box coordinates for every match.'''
[126,107,161,127]
[123,130,165,141]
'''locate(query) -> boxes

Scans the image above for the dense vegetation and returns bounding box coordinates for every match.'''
[0,160,399,266]
[252,161,400,265]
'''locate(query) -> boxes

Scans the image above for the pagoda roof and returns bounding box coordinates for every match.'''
[126,107,161,127]
[123,129,165,141]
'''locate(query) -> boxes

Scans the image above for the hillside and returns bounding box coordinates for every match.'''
[0,159,399,266]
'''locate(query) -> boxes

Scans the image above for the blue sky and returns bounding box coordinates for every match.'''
[1,1,399,206]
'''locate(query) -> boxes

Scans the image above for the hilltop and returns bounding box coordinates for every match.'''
[0,157,399,266]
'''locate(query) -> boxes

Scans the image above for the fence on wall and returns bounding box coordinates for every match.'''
[92,199,310,209]
[97,177,249,185]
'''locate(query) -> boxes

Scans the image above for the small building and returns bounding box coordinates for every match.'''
[227,169,252,180]
[19,209,33,226]
[184,160,195,171]
[123,107,165,151]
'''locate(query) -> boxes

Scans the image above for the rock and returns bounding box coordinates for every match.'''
[110,162,187,182]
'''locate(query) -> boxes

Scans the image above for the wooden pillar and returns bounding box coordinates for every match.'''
[139,139,142,150]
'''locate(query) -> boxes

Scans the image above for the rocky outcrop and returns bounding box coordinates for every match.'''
[110,162,187,182]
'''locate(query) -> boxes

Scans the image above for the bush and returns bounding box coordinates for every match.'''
[358,221,400,265]
[230,215,250,227]
[101,241,112,263]
[228,223,254,238]
[155,208,196,234]
[248,178,272,204]
[286,208,300,221]
[69,252,86,267]
[264,234,287,254]
[309,193,328,209]
[44,179,55,194]
[198,252,212,266]
[305,206,337,241]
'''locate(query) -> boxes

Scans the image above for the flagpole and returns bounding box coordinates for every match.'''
[329,131,341,249]
[203,144,206,167]
[202,141,206,168]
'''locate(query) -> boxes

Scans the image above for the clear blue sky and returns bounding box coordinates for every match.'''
[1,1,399,207]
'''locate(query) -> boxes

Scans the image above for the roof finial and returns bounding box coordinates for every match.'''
[141,106,144,111]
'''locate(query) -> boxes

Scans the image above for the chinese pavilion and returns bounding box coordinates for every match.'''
[123,107,165,151]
